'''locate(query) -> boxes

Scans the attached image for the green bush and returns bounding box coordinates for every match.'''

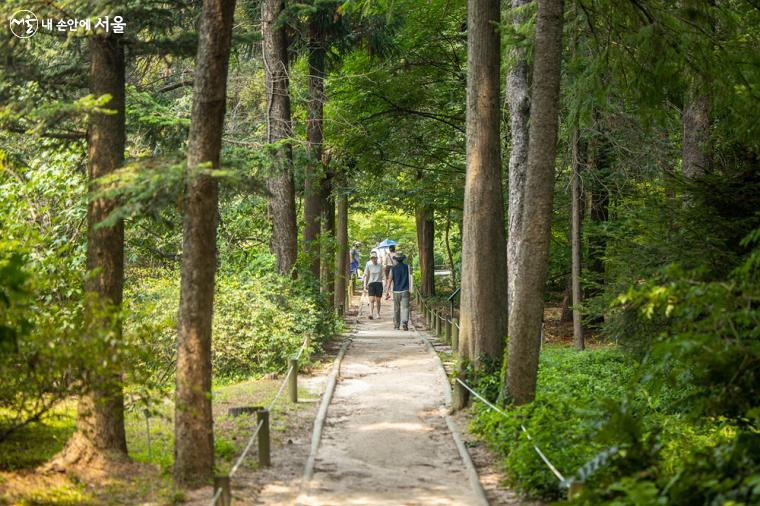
[473,228,760,503]
[125,263,339,384]
[470,346,635,499]
[571,227,760,505]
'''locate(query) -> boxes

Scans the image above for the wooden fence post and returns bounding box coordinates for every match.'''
[452,372,468,412]
[257,409,270,467]
[213,476,231,506]
[451,317,459,353]
[288,358,298,404]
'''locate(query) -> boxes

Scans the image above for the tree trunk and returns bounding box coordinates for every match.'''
[303,13,326,280]
[444,209,457,287]
[415,206,435,297]
[174,0,235,487]
[681,0,712,180]
[559,281,572,323]
[55,34,128,469]
[320,173,335,305]
[506,0,564,404]
[506,0,532,322]
[335,189,348,311]
[460,0,508,366]
[262,0,298,275]
[571,127,584,350]
[585,130,609,306]
[682,85,710,179]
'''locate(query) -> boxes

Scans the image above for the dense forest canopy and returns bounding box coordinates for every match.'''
[1,0,759,504]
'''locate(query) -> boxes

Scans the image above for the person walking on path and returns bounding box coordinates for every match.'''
[363,249,384,320]
[350,241,360,279]
[386,251,412,330]
[382,244,397,278]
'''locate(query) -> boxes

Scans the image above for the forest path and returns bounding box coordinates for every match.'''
[297,295,484,505]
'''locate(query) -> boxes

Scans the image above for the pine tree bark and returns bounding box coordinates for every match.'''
[415,206,435,297]
[460,0,508,366]
[506,0,564,403]
[571,127,584,350]
[262,0,298,275]
[55,34,128,469]
[682,86,710,179]
[444,210,457,287]
[682,0,712,181]
[334,189,348,311]
[506,0,532,321]
[303,13,326,280]
[320,172,335,305]
[174,0,235,487]
[585,129,609,306]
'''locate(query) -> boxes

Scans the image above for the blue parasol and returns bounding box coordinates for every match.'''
[376,239,397,249]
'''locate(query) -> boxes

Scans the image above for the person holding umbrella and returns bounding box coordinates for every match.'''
[383,244,397,282]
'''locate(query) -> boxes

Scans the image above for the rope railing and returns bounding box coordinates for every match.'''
[415,294,597,496]
[228,418,265,479]
[454,378,566,483]
[418,297,460,330]
[209,337,309,505]
[266,342,307,413]
[210,486,223,506]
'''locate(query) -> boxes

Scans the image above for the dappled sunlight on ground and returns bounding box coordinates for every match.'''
[298,297,482,505]
[357,421,434,433]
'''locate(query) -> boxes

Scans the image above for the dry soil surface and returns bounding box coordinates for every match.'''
[297,297,483,506]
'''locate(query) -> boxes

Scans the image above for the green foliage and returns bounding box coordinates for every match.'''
[0,405,75,471]
[0,155,89,439]
[611,225,760,423]
[126,262,339,384]
[471,346,635,499]
[348,211,417,256]
[473,235,760,505]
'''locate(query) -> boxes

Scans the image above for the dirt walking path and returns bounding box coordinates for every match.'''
[297,295,486,506]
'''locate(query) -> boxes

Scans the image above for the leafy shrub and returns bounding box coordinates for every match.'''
[614,228,760,422]
[0,160,91,439]
[470,346,635,499]
[570,226,760,505]
[125,262,339,384]
[471,345,754,503]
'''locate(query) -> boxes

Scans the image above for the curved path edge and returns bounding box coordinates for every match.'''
[295,335,353,505]
[413,313,491,506]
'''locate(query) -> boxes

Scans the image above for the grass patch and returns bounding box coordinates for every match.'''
[14,481,92,506]
[1,371,321,504]
[0,405,76,471]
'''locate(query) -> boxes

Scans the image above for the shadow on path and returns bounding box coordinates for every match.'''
[298,296,482,506]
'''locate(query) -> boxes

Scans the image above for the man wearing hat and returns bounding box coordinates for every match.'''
[362,249,385,319]
[386,250,413,330]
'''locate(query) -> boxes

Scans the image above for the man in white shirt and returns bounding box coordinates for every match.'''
[362,250,384,320]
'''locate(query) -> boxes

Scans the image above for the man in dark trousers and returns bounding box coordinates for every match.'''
[387,251,413,330]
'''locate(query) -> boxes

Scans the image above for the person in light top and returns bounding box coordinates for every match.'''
[383,244,397,285]
[362,249,384,320]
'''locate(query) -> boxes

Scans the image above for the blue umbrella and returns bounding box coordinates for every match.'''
[376,239,397,248]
